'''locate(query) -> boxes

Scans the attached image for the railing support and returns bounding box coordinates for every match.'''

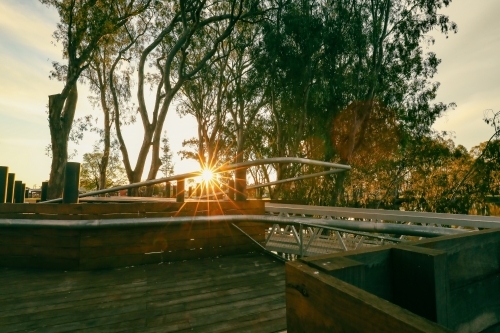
[176,179,185,203]
[165,182,171,198]
[62,162,81,204]
[228,179,234,200]
[235,168,247,201]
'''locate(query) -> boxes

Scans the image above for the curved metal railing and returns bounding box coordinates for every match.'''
[43,157,351,203]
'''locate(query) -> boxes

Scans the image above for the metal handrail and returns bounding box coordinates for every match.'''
[43,157,351,203]
[0,214,465,237]
[265,203,500,230]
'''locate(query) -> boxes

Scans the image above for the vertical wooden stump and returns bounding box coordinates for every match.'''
[63,162,81,204]
[41,182,48,202]
[235,168,247,201]
[228,179,235,201]
[25,189,29,198]
[165,182,171,198]
[6,173,15,203]
[176,179,185,203]
[256,186,262,199]
[14,181,25,203]
[0,166,8,203]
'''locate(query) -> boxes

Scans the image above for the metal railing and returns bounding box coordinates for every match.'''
[43,157,351,203]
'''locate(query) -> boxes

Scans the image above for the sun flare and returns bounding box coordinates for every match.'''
[201,169,214,183]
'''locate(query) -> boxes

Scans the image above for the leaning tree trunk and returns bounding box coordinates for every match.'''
[47,84,78,199]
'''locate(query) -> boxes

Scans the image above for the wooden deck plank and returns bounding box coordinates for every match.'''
[0,252,285,333]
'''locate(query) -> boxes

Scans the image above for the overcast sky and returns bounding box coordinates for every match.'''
[1,0,499,187]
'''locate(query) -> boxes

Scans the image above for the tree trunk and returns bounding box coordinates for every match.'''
[47,84,78,199]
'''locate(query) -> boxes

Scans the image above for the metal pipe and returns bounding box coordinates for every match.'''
[42,158,351,203]
[231,223,286,263]
[0,215,467,237]
[247,169,345,190]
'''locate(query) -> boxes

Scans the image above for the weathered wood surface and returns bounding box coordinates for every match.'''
[0,252,286,332]
[286,261,450,333]
[289,229,500,333]
[0,220,270,270]
[0,200,264,220]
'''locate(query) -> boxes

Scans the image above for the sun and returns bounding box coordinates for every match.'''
[201,168,214,184]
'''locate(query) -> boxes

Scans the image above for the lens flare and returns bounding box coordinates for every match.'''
[201,169,214,183]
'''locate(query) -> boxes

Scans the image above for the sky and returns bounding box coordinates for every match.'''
[0,0,499,187]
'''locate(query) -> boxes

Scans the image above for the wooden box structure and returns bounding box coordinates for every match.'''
[0,200,269,270]
[286,228,500,333]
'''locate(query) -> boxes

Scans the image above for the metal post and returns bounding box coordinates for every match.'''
[14,181,24,203]
[0,166,8,203]
[62,162,81,204]
[299,223,304,258]
[165,182,171,198]
[235,168,247,201]
[176,179,185,203]
[41,182,48,202]
[6,173,15,203]
[228,179,234,200]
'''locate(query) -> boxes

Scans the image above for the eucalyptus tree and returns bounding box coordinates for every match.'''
[42,0,152,198]
[176,42,232,168]
[107,0,259,195]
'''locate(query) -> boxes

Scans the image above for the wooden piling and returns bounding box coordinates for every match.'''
[0,166,8,203]
[63,162,81,204]
[6,173,15,203]
[235,169,247,201]
[41,182,48,202]
[176,179,185,203]
[165,182,171,198]
[228,179,235,200]
[14,181,25,203]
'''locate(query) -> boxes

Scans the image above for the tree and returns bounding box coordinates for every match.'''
[42,0,151,198]
[80,143,127,191]
[108,0,258,197]
[160,134,175,177]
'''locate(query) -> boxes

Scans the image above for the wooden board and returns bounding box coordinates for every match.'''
[0,253,286,333]
[285,260,451,333]
[0,200,265,219]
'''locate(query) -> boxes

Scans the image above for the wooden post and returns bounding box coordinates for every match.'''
[25,189,29,198]
[235,168,247,201]
[196,184,201,198]
[41,182,48,202]
[6,173,15,203]
[14,181,25,203]
[176,179,185,203]
[0,166,8,203]
[165,182,171,198]
[188,185,193,198]
[172,185,177,198]
[228,179,235,200]
[63,162,81,204]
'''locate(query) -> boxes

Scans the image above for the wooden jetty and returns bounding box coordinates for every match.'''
[0,199,286,332]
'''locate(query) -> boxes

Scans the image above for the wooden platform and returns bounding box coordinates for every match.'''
[0,252,286,333]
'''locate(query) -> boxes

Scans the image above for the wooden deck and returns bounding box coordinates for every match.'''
[0,252,286,333]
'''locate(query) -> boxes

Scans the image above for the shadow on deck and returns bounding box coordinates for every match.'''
[0,252,286,333]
